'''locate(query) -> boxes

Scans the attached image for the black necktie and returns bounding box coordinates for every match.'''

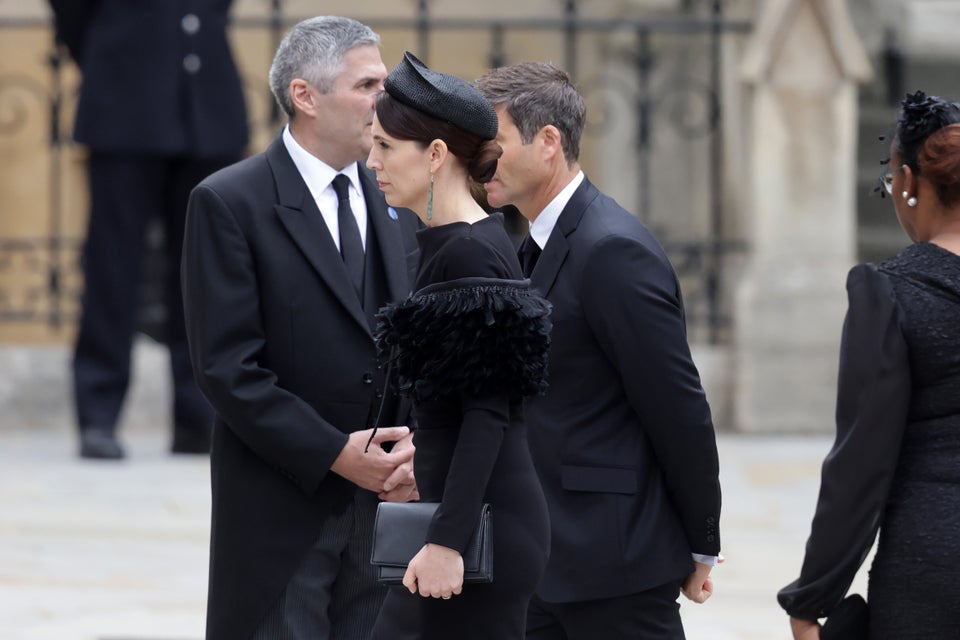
[519,236,542,277]
[332,174,364,298]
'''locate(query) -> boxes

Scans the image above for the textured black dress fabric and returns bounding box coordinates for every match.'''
[778,242,960,639]
[370,213,552,640]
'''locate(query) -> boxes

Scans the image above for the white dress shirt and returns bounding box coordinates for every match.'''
[526,170,584,250]
[282,126,367,250]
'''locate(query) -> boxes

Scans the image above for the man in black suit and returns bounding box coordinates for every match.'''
[181,16,421,640]
[48,0,249,458]
[477,62,722,639]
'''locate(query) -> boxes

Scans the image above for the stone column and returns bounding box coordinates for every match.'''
[734,0,871,433]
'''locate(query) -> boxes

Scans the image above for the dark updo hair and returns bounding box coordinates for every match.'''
[893,91,960,207]
[915,124,960,208]
[375,92,502,184]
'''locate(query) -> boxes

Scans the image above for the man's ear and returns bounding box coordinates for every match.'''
[289,79,316,117]
[538,124,563,163]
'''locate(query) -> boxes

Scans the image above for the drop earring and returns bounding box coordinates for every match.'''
[427,173,434,222]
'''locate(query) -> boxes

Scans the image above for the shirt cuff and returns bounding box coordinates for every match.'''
[691,553,719,566]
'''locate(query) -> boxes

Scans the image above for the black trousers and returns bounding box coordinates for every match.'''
[73,152,234,436]
[252,490,387,640]
[526,581,685,640]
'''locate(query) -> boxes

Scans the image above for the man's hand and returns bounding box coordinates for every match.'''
[379,430,419,502]
[330,426,413,493]
[681,560,716,604]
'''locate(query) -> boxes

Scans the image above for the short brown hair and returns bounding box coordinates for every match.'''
[475,62,585,165]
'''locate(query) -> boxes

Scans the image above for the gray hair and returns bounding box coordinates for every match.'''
[269,16,380,118]
[475,62,585,164]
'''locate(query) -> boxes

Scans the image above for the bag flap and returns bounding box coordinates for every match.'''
[371,502,438,567]
[371,502,491,572]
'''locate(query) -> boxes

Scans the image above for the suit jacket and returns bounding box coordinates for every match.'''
[48,0,248,156]
[524,176,721,603]
[182,136,420,640]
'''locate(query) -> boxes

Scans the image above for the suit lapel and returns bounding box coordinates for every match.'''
[360,168,410,303]
[530,177,600,296]
[267,138,370,335]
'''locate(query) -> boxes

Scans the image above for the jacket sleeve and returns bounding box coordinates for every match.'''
[48,0,99,62]
[580,233,722,555]
[777,264,910,621]
[427,392,509,553]
[182,182,349,494]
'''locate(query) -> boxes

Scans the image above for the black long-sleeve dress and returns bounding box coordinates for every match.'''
[778,242,960,639]
[370,213,552,639]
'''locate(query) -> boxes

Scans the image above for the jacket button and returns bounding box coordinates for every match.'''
[181,13,201,35]
[183,54,201,73]
[362,373,374,384]
[707,535,715,542]
[707,516,715,525]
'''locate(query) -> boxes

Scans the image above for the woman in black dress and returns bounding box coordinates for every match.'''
[778,90,960,639]
[366,52,551,639]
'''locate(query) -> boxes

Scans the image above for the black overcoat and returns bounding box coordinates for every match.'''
[182,136,420,639]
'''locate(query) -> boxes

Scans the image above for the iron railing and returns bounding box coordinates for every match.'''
[0,0,750,342]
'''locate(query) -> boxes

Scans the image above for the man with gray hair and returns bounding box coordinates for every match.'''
[476,62,722,639]
[182,16,421,640]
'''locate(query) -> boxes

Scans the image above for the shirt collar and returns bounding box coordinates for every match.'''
[527,170,585,250]
[282,125,362,199]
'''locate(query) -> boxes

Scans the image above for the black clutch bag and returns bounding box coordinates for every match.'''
[371,502,493,585]
[820,594,869,640]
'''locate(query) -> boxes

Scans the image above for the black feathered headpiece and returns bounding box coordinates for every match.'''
[875,90,960,196]
[896,90,960,151]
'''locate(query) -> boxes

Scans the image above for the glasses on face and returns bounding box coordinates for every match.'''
[879,167,895,196]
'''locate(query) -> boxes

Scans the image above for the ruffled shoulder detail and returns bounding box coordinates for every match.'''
[375,277,552,402]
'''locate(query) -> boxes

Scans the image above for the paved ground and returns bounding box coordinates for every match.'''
[0,341,872,640]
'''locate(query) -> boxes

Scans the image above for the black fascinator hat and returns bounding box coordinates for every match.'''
[876,90,960,197]
[384,51,498,140]
[897,90,960,150]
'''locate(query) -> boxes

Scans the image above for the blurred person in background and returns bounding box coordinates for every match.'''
[779,90,960,640]
[48,0,249,459]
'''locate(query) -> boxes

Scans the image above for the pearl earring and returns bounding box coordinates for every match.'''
[907,196,918,207]
[902,191,909,199]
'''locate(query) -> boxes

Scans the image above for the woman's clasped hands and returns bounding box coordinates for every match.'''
[403,543,464,600]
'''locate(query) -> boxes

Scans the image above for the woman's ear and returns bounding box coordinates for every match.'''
[900,164,917,200]
[428,139,448,172]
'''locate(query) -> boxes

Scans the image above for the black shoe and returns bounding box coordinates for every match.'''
[171,426,211,455]
[79,429,125,460]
